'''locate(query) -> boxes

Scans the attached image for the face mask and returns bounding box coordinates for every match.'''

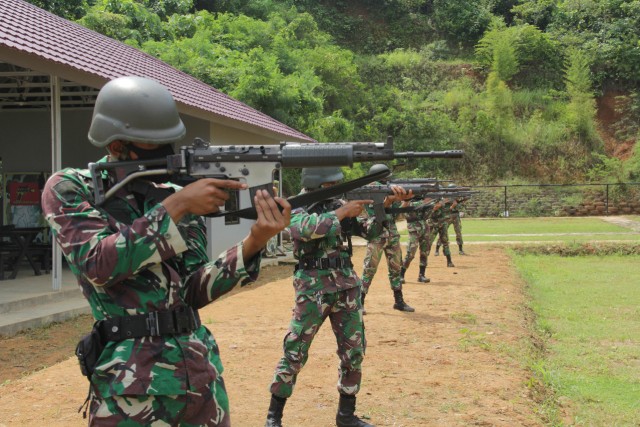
[126,144,175,184]
[126,143,174,161]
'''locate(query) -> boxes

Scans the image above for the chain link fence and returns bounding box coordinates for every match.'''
[464,182,640,218]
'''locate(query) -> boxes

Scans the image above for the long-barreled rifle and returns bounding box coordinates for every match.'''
[89,136,463,219]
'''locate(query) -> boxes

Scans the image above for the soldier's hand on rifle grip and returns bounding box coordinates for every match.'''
[384,185,412,207]
[244,189,291,261]
[163,178,248,223]
[335,200,373,220]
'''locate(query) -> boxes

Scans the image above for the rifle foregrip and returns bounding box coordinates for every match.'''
[280,144,354,167]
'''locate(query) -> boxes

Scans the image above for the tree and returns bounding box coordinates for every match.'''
[26,0,88,20]
[432,0,492,47]
[564,49,600,150]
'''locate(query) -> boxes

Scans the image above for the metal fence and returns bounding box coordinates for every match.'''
[464,182,640,218]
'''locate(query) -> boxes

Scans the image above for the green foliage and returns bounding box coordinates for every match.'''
[613,91,640,141]
[511,0,557,30]
[26,0,89,20]
[586,153,626,183]
[549,0,640,87]
[564,49,601,151]
[490,36,519,82]
[80,0,166,44]
[432,0,493,47]
[476,19,563,88]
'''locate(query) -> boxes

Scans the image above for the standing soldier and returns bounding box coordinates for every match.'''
[360,165,414,313]
[400,197,436,283]
[435,196,467,256]
[265,167,380,427]
[430,197,456,267]
[41,76,291,426]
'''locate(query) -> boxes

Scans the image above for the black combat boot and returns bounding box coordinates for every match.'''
[336,394,373,427]
[434,244,440,256]
[400,267,406,284]
[459,244,466,255]
[446,254,455,268]
[392,289,415,312]
[361,293,367,316]
[265,394,287,427]
[417,266,430,283]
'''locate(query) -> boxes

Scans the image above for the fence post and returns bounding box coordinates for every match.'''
[605,184,609,215]
[504,186,508,217]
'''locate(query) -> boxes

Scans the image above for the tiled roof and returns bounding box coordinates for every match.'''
[0,0,314,142]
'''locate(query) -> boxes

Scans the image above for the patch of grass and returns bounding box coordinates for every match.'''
[399,217,640,244]
[451,312,477,324]
[458,328,491,352]
[462,217,632,235]
[511,253,640,426]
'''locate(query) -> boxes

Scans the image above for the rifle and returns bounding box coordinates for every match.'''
[386,191,479,215]
[343,183,445,224]
[89,136,463,219]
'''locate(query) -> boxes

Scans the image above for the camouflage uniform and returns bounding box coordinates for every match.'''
[269,198,379,399]
[42,158,262,426]
[360,201,404,294]
[429,199,455,266]
[436,199,465,252]
[401,200,433,271]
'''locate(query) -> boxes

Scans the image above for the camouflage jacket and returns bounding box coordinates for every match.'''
[289,198,380,296]
[41,157,261,398]
[404,200,434,233]
[361,192,402,241]
[429,200,454,226]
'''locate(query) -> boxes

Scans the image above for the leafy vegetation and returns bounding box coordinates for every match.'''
[30,0,640,194]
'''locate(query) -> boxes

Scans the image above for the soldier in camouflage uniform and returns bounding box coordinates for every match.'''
[429,197,456,267]
[440,195,468,255]
[41,77,291,427]
[360,165,415,313]
[265,167,381,427]
[399,197,436,283]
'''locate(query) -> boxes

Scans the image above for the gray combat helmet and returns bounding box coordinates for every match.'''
[369,164,391,181]
[301,167,344,190]
[88,76,186,148]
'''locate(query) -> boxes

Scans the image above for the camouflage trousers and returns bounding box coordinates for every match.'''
[430,221,451,257]
[443,214,463,246]
[88,377,230,426]
[270,286,365,398]
[361,235,403,293]
[402,223,430,270]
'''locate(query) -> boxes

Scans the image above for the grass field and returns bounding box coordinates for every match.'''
[398,217,640,243]
[512,253,640,425]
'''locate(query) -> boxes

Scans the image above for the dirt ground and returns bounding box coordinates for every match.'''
[0,244,543,427]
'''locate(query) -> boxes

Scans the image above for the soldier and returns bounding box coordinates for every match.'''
[400,197,436,283]
[360,164,415,312]
[435,196,467,256]
[265,166,383,427]
[41,76,291,426]
[430,197,456,267]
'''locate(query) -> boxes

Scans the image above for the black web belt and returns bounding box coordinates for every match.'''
[295,257,353,271]
[98,306,200,342]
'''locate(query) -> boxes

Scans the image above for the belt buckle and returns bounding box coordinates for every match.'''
[146,312,160,336]
[174,307,193,334]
